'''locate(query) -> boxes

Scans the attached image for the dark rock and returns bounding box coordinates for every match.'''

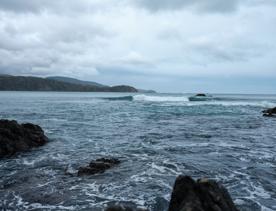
[262,107,276,114]
[168,176,238,211]
[263,113,276,117]
[0,119,48,158]
[78,158,120,176]
[262,107,276,117]
[196,93,207,97]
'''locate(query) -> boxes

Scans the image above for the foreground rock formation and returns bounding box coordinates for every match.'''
[78,158,120,176]
[263,107,276,117]
[105,176,238,211]
[0,119,48,158]
[168,176,238,211]
[0,119,238,210]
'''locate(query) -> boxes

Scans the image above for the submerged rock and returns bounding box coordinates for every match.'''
[0,119,48,158]
[262,107,276,117]
[169,176,238,211]
[78,158,120,176]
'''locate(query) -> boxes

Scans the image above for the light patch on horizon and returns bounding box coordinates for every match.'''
[0,0,275,93]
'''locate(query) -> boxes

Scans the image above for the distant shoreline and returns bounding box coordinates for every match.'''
[0,75,138,93]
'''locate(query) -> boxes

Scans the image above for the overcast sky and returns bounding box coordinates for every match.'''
[0,0,275,93]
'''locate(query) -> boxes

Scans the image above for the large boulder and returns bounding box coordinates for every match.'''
[169,176,238,211]
[262,107,276,117]
[0,119,48,158]
[78,158,120,176]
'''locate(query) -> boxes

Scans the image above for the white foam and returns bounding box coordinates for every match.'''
[29,203,75,210]
[133,94,276,107]
[22,159,36,166]
[250,183,271,199]
[133,94,189,102]
[186,101,276,107]
[151,163,167,173]
[13,193,27,208]
[234,198,245,205]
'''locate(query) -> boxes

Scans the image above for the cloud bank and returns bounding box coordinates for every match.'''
[0,0,275,93]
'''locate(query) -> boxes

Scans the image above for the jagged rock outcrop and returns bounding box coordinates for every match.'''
[262,107,276,117]
[78,158,120,176]
[0,119,48,158]
[168,176,238,211]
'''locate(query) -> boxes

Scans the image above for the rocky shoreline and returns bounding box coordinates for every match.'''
[0,119,239,211]
[0,119,48,158]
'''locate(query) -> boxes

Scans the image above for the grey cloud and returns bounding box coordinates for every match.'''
[0,0,241,14]
[0,0,275,15]
[113,52,155,68]
[188,41,267,64]
[136,0,276,13]
[0,0,44,12]
[0,0,276,92]
[0,0,76,13]
[136,0,240,13]
[0,0,276,14]
[0,0,126,14]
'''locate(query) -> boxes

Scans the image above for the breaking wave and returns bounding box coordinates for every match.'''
[102,96,133,101]
[133,95,189,102]
[102,94,276,107]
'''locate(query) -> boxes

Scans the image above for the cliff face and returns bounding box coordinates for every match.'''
[0,75,138,92]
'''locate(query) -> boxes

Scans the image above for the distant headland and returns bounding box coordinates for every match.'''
[0,75,155,93]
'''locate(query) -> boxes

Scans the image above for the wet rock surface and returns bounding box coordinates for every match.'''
[78,158,121,176]
[0,119,48,158]
[263,107,276,117]
[168,176,238,211]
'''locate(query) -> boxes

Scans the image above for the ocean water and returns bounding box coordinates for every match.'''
[0,92,276,211]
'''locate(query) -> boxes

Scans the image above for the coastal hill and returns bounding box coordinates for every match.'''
[47,76,156,93]
[47,76,107,88]
[0,75,138,92]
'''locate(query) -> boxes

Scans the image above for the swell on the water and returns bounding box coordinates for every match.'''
[102,94,276,107]
[101,95,189,102]
[101,96,134,101]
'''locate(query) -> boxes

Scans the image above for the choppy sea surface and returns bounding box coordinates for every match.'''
[0,92,276,211]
